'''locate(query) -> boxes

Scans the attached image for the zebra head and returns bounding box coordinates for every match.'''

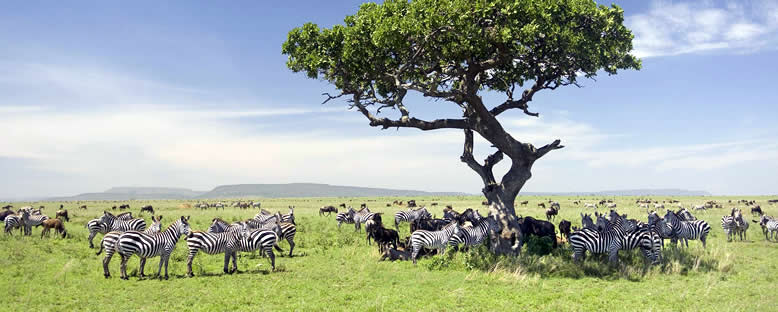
[581,213,595,230]
[100,211,116,224]
[147,215,163,233]
[208,218,229,233]
[608,209,620,222]
[174,216,191,238]
[595,215,610,232]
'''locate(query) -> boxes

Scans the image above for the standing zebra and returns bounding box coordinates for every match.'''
[570,214,656,264]
[186,222,248,277]
[86,218,112,248]
[733,209,748,241]
[208,218,245,233]
[410,220,461,265]
[663,210,710,248]
[4,214,23,235]
[211,218,297,258]
[755,215,778,240]
[336,209,355,229]
[351,207,379,232]
[448,211,495,248]
[677,208,697,221]
[394,207,432,230]
[98,216,163,278]
[116,216,191,280]
[235,226,284,271]
[20,209,49,236]
[100,211,147,233]
[253,211,281,224]
[280,206,295,224]
[647,211,672,249]
[721,214,738,242]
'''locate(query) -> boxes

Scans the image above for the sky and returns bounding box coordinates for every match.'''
[0,0,777,198]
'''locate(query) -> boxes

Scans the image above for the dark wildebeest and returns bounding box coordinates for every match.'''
[55,209,69,222]
[517,216,557,248]
[431,202,438,206]
[481,201,489,206]
[410,218,450,232]
[558,219,572,242]
[407,200,417,208]
[0,208,14,221]
[319,205,338,216]
[40,218,67,238]
[538,202,546,209]
[751,205,763,216]
[111,205,117,210]
[339,203,347,209]
[545,206,559,221]
[79,205,87,210]
[520,201,529,206]
[140,205,154,215]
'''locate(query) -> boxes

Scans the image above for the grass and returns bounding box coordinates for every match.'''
[1,195,776,311]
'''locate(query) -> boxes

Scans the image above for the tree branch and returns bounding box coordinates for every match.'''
[460,129,493,186]
[532,139,564,160]
[349,93,468,130]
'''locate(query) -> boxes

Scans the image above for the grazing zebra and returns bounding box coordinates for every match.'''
[410,220,461,264]
[98,216,163,278]
[100,211,147,233]
[186,222,248,277]
[336,209,355,228]
[4,214,23,235]
[351,207,380,232]
[394,207,432,230]
[663,210,710,248]
[755,215,778,240]
[721,215,737,242]
[20,210,49,236]
[448,212,495,248]
[235,226,284,271]
[116,216,191,280]
[86,218,111,248]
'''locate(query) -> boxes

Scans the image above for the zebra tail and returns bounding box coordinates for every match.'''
[274,244,284,252]
[95,243,104,255]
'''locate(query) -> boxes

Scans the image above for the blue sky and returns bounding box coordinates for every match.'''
[0,0,777,198]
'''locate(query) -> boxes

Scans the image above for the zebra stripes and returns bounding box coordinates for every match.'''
[98,216,163,278]
[721,215,737,242]
[100,211,146,233]
[663,210,710,248]
[733,209,749,241]
[448,213,494,248]
[336,209,355,228]
[186,222,247,277]
[253,211,281,224]
[394,207,431,229]
[4,215,22,235]
[116,216,191,280]
[235,226,283,271]
[280,206,295,224]
[570,214,659,264]
[86,218,111,248]
[756,215,778,240]
[351,208,379,232]
[20,210,49,236]
[410,220,461,264]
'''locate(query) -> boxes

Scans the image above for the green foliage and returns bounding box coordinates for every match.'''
[282,0,641,96]
[525,235,554,256]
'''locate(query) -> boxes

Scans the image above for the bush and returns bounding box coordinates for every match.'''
[525,235,554,256]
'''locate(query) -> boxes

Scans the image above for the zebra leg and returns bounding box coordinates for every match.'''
[231,251,238,273]
[287,238,295,257]
[119,255,130,280]
[139,258,147,278]
[411,245,420,265]
[163,255,170,280]
[266,248,276,271]
[156,256,164,279]
[701,234,707,249]
[88,231,96,248]
[102,251,113,278]
[684,238,689,248]
[223,252,231,274]
[187,249,197,277]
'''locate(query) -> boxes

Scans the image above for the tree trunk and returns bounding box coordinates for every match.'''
[484,165,531,256]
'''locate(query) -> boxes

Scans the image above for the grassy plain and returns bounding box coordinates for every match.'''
[1,195,776,311]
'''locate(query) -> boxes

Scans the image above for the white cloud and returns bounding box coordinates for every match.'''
[628,0,778,58]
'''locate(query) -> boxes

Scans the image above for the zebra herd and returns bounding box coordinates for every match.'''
[84,207,297,280]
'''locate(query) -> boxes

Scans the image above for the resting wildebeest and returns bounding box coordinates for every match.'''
[517,216,557,248]
[558,219,572,242]
[140,205,154,215]
[319,205,338,216]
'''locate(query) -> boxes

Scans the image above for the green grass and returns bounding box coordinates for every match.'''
[1,196,776,311]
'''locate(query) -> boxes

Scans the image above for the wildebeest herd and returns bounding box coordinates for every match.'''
[2,197,777,280]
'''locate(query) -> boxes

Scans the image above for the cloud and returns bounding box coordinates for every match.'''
[627,0,778,58]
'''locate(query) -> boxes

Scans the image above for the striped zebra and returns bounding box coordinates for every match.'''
[677,208,697,221]
[663,210,710,248]
[4,214,23,235]
[608,213,661,263]
[211,218,297,257]
[647,211,672,249]
[253,211,281,224]
[733,209,748,241]
[394,207,432,230]
[410,220,461,264]
[116,216,191,280]
[442,207,461,223]
[721,215,737,242]
[755,215,778,240]
[580,213,596,230]
[280,206,295,224]
[448,211,495,248]
[351,207,380,232]
[86,219,111,248]
[208,218,245,233]
[20,210,49,236]
[336,210,355,228]
[186,222,248,277]
[116,212,134,220]
[235,226,284,271]
[100,211,147,233]
[570,214,655,264]
[98,216,163,278]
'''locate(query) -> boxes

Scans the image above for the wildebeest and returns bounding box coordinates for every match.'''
[55,209,69,222]
[319,205,338,216]
[79,205,87,210]
[520,201,528,206]
[410,218,449,232]
[339,203,347,209]
[360,203,368,209]
[751,205,763,216]
[119,204,130,210]
[538,203,546,209]
[40,218,67,238]
[605,203,617,209]
[379,247,412,261]
[0,207,14,221]
[545,205,559,221]
[517,216,557,248]
[558,219,572,242]
[367,222,400,252]
[481,201,489,206]
[140,205,154,215]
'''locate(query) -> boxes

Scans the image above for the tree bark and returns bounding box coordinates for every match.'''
[484,163,532,256]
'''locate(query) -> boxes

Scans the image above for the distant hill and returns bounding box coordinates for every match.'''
[196,183,465,199]
[46,183,466,201]
[521,189,711,196]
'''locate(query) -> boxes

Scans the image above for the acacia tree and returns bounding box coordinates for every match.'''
[282,0,640,255]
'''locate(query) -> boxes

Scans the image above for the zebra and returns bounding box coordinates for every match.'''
[98,216,163,278]
[116,212,134,220]
[351,207,380,232]
[663,210,710,248]
[394,207,432,230]
[211,218,297,258]
[448,211,495,248]
[580,213,596,230]
[733,209,748,241]
[86,218,112,248]
[336,209,355,228]
[647,211,672,249]
[235,225,284,271]
[442,207,461,223]
[677,208,697,221]
[755,215,778,240]
[99,211,146,233]
[570,214,655,264]
[410,220,462,264]
[280,206,295,224]
[4,214,23,235]
[116,216,191,280]
[186,222,248,277]
[253,211,281,224]
[208,218,245,233]
[721,215,737,242]
[609,213,661,263]
[20,209,49,236]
